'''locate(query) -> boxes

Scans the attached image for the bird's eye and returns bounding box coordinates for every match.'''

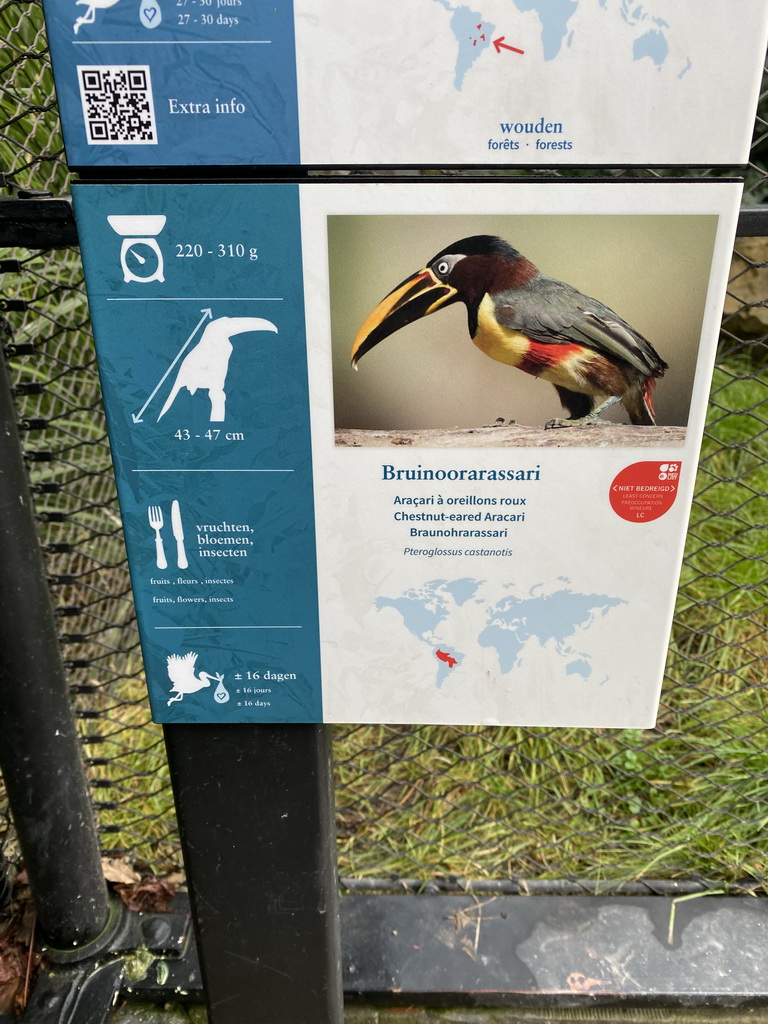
[435,259,451,278]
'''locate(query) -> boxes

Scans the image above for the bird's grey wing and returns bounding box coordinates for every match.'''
[494,276,666,377]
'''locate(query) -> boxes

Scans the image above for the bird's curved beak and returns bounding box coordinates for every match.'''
[351,268,458,367]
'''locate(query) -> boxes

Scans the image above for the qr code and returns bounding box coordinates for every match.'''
[77,66,158,145]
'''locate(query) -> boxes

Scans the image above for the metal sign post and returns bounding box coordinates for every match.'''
[0,319,110,950]
[164,724,342,1024]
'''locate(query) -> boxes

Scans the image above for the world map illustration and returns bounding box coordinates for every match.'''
[376,578,626,690]
[432,0,691,90]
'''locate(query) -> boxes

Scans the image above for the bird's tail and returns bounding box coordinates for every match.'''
[157,378,184,422]
[624,378,657,426]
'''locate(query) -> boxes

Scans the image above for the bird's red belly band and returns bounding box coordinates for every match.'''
[517,341,584,377]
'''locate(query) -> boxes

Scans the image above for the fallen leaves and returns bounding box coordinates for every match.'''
[0,880,40,1016]
[113,878,178,914]
[101,857,183,913]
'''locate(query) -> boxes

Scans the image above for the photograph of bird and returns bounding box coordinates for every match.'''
[351,234,668,428]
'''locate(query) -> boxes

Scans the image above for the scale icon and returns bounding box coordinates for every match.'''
[107,214,166,283]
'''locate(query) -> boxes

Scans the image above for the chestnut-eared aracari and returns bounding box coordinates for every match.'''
[351,235,668,428]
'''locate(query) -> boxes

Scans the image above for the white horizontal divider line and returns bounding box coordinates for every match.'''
[132,469,293,473]
[74,39,272,44]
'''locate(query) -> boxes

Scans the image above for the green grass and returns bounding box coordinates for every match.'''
[80,668,182,872]
[0,0,71,194]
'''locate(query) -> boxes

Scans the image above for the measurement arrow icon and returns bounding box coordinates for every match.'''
[493,37,525,54]
[132,308,213,423]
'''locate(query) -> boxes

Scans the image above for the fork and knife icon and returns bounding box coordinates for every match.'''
[148,500,188,569]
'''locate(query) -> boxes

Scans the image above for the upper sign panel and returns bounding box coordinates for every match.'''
[45,0,768,168]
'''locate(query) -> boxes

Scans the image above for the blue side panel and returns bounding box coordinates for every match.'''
[72,183,321,723]
[44,0,300,165]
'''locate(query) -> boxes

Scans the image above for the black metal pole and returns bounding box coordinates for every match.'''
[0,327,110,948]
[164,723,343,1024]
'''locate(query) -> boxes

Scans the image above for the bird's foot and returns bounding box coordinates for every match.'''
[545,395,620,429]
[545,414,606,430]
[486,417,516,427]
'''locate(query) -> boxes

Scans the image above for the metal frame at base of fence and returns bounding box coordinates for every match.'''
[18,890,768,1020]
[339,893,768,1008]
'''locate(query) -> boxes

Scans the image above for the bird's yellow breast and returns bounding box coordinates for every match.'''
[472,294,530,367]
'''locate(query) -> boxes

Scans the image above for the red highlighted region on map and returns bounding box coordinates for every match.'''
[435,649,458,669]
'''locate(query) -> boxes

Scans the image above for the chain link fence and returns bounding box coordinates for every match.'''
[1,0,767,892]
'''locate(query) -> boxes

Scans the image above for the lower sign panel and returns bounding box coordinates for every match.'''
[72,179,741,725]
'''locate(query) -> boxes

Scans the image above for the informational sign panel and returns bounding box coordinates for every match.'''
[73,179,740,726]
[47,2,768,168]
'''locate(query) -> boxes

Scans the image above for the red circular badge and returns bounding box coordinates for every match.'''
[609,461,681,523]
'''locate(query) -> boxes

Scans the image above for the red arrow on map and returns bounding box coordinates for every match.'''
[493,37,525,55]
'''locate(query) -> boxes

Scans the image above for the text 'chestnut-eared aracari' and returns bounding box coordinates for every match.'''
[351,235,668,428]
